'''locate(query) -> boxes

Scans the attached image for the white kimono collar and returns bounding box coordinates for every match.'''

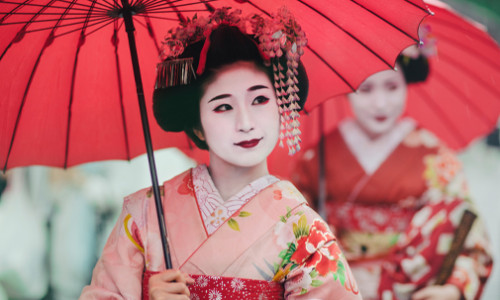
[192,164,279,235]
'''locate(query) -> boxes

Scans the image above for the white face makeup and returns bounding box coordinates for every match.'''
[198,61,280,169]
[347,67,408,139]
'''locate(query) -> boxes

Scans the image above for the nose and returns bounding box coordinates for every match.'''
[372,91,388,110]
[236,106,254,133]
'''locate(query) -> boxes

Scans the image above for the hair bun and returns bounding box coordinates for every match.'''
[397,54,430,84]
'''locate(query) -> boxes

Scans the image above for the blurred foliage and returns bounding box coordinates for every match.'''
[456,0,500,18]
[443,0,500,42]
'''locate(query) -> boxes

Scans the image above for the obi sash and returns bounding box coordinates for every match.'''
[142,270,284,300]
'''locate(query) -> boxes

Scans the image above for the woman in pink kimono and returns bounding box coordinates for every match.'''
[80,8,361,300]
[291,46,493,300]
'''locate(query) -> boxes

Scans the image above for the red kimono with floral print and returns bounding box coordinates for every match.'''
[292,124,493,300]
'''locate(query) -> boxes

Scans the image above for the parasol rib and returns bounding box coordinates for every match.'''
[145,16,161,54]
[0,0,108,12]
[0,11,108,15]
[70,17,114,36]
[414,87,468,147]
[437,35,500,70]
[432,71,497,126]
[54,0,116,12]
[350,0,422,43]
[242,0,355,94]
[0,0,55,39]
[404,0,431,12]
[141,0,192,9]
[145,0,214,11]
[308,46,356,92]
[27,16,111,35]
[430,15,497,47]
[441,53,500,100]
[102,0,120,10]
[299,0,393,69]
[0,14,108,25]
[112,22,132,161]
[3,44,47,171]
[139,8,206,13]
[27,15,110,31]
[64,0,96,168]
[138,14,178,21]
[0,0,28,22]
[3,0,65,171]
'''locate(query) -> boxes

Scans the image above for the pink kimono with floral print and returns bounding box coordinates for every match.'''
[292,121,493,300]
[80,165,361,299]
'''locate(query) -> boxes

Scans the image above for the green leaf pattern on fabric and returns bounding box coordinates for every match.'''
[227,211,251,231]
[228,218,239,231]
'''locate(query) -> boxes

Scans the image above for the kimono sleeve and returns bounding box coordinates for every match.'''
[378,146,493,300]
[278,206,362,300]
[418,147,493,300]
[445,215,493,300]
[79,198,146,299]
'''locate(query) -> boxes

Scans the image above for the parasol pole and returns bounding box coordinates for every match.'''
[317,102,327,220]
[120,0,173,269]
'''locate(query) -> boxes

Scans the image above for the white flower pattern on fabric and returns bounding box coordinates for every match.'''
[274,214,300,248]
[192,165,279,235]
[206,205,229,229]
[196,275,208,287]
[190,294,200,300]
[208,289,222,300]
[230,278,245,292]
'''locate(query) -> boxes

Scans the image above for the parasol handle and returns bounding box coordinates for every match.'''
[434,209,477,285]
[121,0,173,269]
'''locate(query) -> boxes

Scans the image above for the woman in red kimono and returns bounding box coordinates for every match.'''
[291,46,493,300]
[80,7,361,300]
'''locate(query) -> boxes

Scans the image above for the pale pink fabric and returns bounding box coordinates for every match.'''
[80,167,362,300]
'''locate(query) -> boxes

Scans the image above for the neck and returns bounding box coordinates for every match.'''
[207,155,269,201]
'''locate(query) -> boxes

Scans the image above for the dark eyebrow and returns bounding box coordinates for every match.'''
[248,85,269,92]
[208,94,231,103]
[208,85,269,102]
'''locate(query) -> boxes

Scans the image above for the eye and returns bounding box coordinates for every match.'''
[213,104,232,113]
[358,84,373,93]
[386,83,399,91]
[252,95,270,105]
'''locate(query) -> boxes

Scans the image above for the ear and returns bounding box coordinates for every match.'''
[193,128,205,141]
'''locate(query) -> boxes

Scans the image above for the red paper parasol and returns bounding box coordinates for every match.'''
[0,0,429,266]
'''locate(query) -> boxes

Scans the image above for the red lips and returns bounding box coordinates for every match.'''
[235,138,262,148]
[375,116,387,122]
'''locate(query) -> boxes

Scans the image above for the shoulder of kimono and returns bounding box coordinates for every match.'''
[123,168,194,202]
[271,180,309,205]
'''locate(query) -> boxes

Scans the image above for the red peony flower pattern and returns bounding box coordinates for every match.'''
[290,220,341,276]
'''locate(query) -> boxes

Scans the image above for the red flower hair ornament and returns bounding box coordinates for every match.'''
[156,7,308,155]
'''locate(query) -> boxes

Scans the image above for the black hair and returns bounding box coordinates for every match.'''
[396,54,430,84]
[153,25,308,150]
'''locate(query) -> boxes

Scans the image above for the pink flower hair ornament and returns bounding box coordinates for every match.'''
[401,23,437,60]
